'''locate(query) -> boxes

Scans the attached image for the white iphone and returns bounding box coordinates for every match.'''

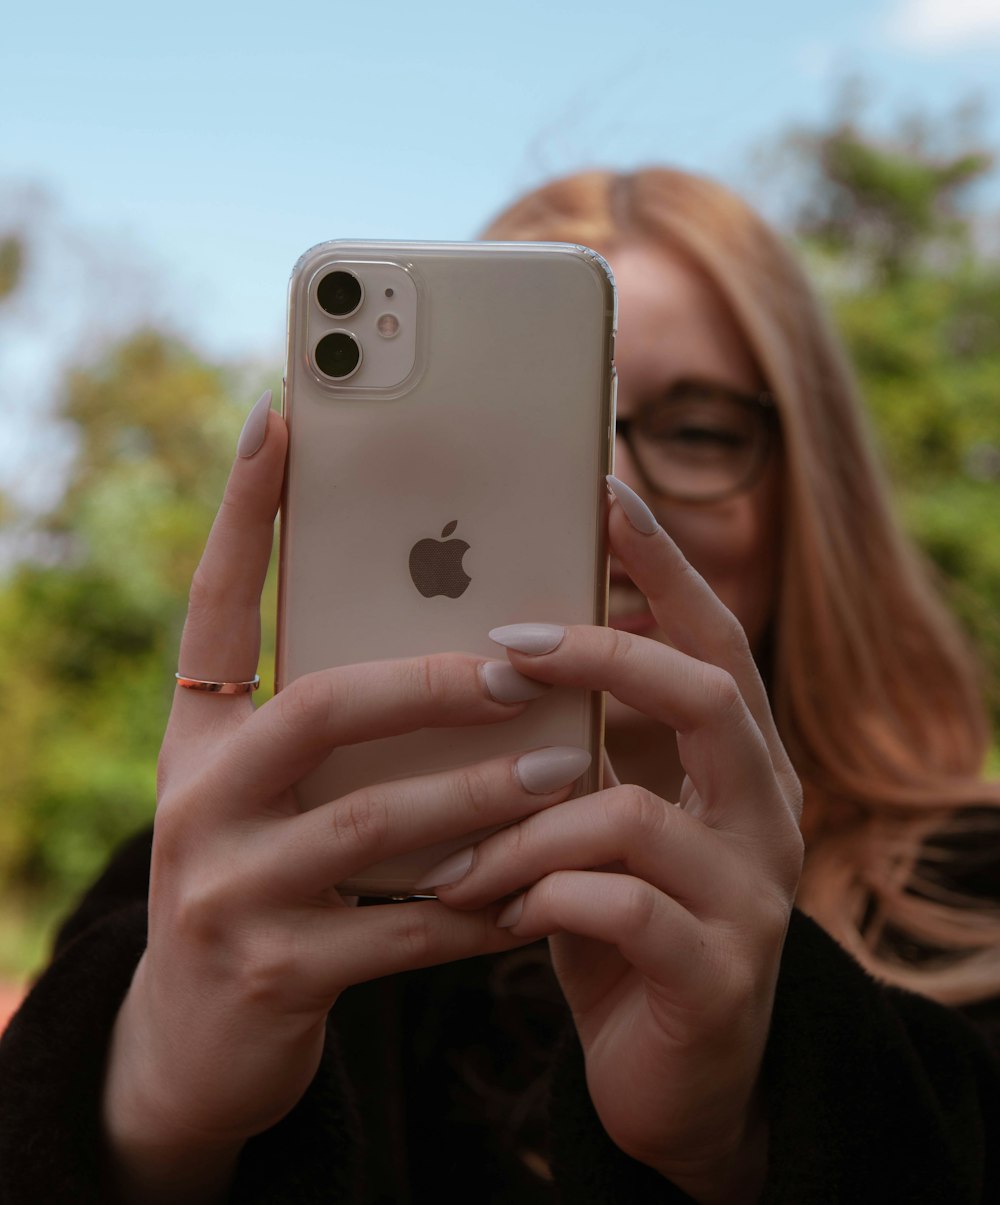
[277,240,616,896]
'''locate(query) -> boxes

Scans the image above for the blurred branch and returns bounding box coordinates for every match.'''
[0,236,23,302]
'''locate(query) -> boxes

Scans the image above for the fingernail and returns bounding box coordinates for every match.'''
[481,660,552,703]
[489,623,566,655]
[237,390,273,458]
[515,745,591,794]
[413,845,475,892]
[606,475,660,535]
[497,895,525,929]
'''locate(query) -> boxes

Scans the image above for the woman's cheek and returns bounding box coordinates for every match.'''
[658,501,778,651]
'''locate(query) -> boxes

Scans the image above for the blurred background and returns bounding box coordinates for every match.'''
[2,0,1000,1015]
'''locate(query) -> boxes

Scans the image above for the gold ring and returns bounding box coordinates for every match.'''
[175,673,261,695]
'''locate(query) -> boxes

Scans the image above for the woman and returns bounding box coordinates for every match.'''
[1,169,998,1204]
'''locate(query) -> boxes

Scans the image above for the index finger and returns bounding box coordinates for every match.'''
[172,391,287,738]
[605,476,796,791]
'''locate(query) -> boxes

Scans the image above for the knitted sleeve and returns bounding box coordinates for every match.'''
[0,829,365,1205]
[546,909,1000,1204]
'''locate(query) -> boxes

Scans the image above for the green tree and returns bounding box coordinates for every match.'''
[778,96,1000,731]
[0,321,276,953]
[0,233,25,532]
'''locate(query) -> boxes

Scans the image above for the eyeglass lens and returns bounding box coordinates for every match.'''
[625,386,770,501]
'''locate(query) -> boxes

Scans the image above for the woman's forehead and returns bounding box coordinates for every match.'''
[605,241,765,396]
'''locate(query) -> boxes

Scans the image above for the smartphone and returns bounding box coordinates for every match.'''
[277,240,616,896]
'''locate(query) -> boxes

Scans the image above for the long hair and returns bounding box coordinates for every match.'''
[482,168,1000,1005]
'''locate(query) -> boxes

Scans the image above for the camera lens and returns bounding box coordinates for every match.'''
[315,331,362,379]
[317,270,363,317]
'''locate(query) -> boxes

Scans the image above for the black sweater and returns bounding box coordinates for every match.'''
[1,827,998,1204]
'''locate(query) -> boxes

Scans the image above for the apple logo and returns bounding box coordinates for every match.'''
[409,520,472,598]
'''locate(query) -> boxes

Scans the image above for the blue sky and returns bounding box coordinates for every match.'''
[2,0,1000,506]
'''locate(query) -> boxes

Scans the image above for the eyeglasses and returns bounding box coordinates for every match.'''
[615,380,778,504]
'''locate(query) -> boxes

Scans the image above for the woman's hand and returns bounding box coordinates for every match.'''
[101,399,590,1203]
[426,478,804,1205]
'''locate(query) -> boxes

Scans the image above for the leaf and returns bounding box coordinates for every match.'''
[441,520,458,538]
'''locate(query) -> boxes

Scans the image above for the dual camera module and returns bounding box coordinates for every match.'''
[307,257,416,392]
[315,271,363,379]
[314,270,399,380]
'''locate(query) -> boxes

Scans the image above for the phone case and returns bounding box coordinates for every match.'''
[277,240,616,895]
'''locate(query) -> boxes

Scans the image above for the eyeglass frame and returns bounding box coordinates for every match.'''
[614,381,779,505]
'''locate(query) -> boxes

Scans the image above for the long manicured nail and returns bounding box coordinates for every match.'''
[606,475,660,535]
[481,660,552,703]
[515,745,591,794]
[497,895,525,929]
[413,845,475,892]
[489,623,566,655]
[237,390,273,458]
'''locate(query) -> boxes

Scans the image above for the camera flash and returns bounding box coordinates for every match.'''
[377,313,400,338]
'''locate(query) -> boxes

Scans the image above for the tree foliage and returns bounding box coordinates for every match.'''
[0,324,274,929]
[782,100,1000,724]
[781,87,995,281]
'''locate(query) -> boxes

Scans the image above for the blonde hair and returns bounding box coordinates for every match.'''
[483,168,1000,1005]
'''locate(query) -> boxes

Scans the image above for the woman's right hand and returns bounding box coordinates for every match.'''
[101,399,587,1202]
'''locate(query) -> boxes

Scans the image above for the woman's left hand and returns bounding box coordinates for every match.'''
[429,483,804,1204]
